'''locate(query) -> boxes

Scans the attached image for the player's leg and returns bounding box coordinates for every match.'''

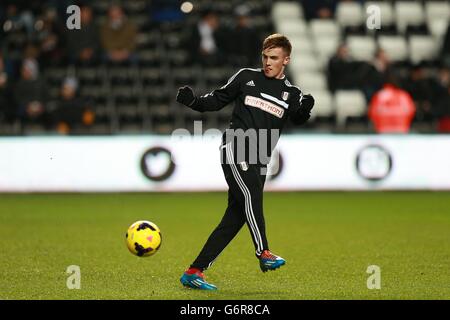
[224,142,269,256]
[189,187,245,271]
[180,163,246,290]
[224,142,286,272]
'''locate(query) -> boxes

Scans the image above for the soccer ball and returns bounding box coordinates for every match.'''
[125,220,162,257]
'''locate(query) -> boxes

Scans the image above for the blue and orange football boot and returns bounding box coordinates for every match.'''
[180,268,218,290]
[259,250,286,272]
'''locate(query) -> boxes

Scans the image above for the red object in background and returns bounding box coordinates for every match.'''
[369,84,416,133]
[438,116,450,132]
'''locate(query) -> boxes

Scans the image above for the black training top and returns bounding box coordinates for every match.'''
[189,68,311,164]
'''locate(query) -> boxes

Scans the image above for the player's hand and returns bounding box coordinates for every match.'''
[300,94,314,112]
[176,86,196,107]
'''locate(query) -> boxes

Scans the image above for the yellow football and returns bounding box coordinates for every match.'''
[125,220,162,257]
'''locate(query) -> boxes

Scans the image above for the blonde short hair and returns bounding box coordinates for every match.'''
[262,34,292,56]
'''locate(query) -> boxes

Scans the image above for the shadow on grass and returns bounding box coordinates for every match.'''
[216,290,293,298]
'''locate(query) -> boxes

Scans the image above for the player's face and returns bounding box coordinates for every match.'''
[262,47,290,79]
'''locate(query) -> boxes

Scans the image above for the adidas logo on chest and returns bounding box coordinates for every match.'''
[246,80,255,86]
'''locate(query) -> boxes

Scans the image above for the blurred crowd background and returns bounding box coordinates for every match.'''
[0,0,449,135]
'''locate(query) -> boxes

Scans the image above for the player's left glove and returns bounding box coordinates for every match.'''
[290,93,314,125]
[300,94,315,113]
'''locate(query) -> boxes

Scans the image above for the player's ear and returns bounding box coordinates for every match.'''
[283,56,290,67]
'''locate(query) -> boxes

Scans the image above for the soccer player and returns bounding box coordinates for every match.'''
[176,34,315,290]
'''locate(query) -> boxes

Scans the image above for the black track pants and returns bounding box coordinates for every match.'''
[190,142,269,270]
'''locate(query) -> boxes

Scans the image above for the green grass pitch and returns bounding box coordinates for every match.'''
[0,192,449,300]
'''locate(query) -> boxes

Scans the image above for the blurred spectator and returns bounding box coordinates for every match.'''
[1,3,35,36]
[360,49,392,101]
[403,64,435,122]
[47,0,76,19]
[227,5,261,67]
[301,0,338,20]
[1,4,32,75]
[100,4,138,64]
[22,42,41,61]
[150,0,183,23]
[0,0,447,135]
[0,54,14,123]
[432,68,450,132]
[327,44,360,92]
[372,49,391,79]
[34,6,66,67]
[13,58,48,124]
[369,74,416,134]
[442,24,450,68]
[188,10,227,66]
[66,5,99,66]
[432,67,450,103]
[51,77,95,134]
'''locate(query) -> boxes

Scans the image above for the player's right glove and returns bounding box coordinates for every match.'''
[176,86,196,107]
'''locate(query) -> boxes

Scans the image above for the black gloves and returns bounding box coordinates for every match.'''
[290,93,315,125]
[300,94,315,113]
[176,86,196,107]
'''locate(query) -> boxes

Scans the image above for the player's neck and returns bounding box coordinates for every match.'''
[274,68,286,79]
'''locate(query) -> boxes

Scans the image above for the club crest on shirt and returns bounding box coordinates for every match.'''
[282,91,289,101]
[239,161,249,171]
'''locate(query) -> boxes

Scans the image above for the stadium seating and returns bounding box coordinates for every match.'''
[313,36,341,68]
[377,36,409,62]
[336,2,364,28]
[296,72,328,93]
[395,1,426,33]
[346,36,377,61]
[0,0,448,136]
[276,20,308,37]
[425,1,450,22]
[309,90,334,120]
[334,90,367,129]
[409,35,439,64]
[310,19,340,39]
[289,54,321,73]
[272,1,304,21]
[275,0,448,133]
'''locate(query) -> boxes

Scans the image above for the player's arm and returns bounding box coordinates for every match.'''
[176,70,243,112]
[288,90,315,125]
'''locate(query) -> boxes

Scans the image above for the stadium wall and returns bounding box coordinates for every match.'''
[0,135,449,192]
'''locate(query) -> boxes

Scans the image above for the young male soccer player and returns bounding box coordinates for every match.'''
[176,34,315,290]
